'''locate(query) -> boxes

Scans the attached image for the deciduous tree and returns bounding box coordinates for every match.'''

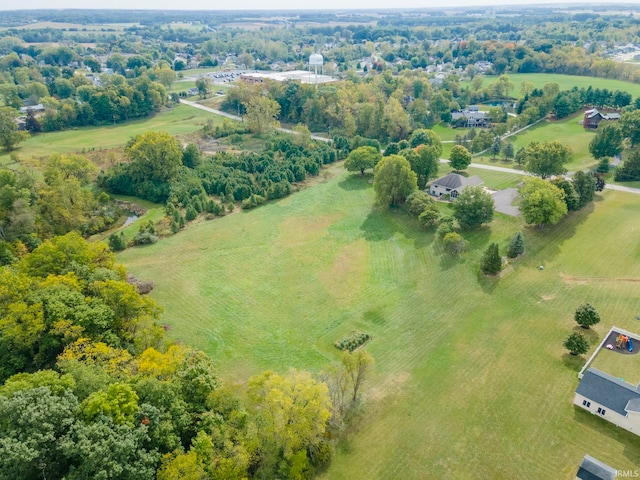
[125,131,183,185]
[589,123,623,159]
[449,144,472,171]
[523,141,571,178]
[243,95,281,135]
[342,350,374,404]
[442,232,467,257]
[614,148,640,182]
[0,107,29,152]
[574,303,601,329]
[519,177,568,227]
[564,332,589,356]
[373,154,417,208]
[452,186,494,229]
[344,146,380,176]
[572,170,597,208]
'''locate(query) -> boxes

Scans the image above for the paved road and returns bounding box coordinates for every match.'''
[440,159,640,195]
[182,99,640,196]
[179,99,331,143]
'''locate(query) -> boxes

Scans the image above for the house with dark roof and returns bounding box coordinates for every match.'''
[451,107,489,128]
[582,108,621,129]
[429,173,483,200]
[574,368,640,435]
[575,455,616,480]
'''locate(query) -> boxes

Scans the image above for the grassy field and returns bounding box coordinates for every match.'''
[591,342,640,387]
[0,105,222,166]
[119,165,640,479]
[478,73,640,98]
[473,113,597,172]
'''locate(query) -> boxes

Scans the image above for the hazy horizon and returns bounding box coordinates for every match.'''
[0,0,637,12]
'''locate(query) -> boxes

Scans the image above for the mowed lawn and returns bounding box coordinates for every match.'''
[478,73,640,99]
[119,171,640,479]
[0,104,222,165]
[474,113,597,172]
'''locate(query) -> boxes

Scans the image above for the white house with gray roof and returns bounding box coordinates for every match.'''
[450,106,489,128]
[429,173,483,200]
[574,367,640,435]
[575,454,616,480]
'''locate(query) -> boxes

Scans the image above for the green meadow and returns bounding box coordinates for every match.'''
[480,73,640,98]
[473,113,597,172]
[119,166,640,479]
[0,104,223,166]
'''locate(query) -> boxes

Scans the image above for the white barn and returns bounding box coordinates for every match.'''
[574,368,640,436]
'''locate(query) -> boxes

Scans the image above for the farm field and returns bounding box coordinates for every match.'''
[480,73,640,98]
[119,166,640,479]
[0,104,222,166]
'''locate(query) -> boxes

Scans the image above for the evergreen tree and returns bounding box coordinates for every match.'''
[185,205,198,221]
[507,231,524,258]
[490,136,502,159]
[502,142,514,161]
[480,242,501,275]
[107,232,127,252]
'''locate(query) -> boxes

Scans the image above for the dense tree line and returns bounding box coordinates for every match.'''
[99,131,338,237]
[0,153,123,265]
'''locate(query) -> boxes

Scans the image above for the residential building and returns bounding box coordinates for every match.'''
[574,368,640,435]
[429,173,483,200]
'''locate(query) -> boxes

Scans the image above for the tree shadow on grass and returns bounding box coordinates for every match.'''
[461,225,493,250]
[360,210,395,242]
[521,200,596,264]
[360,208,436,249]
[573,325,601,346]
[476,270,500,294]
[338,174,372,191]
[562,353,585,373]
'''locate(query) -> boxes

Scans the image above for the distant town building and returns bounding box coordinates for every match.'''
[239,70,336,85]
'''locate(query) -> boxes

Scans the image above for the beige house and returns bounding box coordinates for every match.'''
[429,173,483,200]
[574,368,640,435]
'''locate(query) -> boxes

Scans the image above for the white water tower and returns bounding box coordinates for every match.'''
[309,53,324,87]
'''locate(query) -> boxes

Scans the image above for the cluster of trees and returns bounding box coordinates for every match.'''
[1,52,169,132]
[99,131,338,239]
[563,303,601,356]
[0,153,122,265]
[224,72,529,145]
[555,86,633,119]
[519,170,599,228]
[0,232,374,479]
[479,232,525,276]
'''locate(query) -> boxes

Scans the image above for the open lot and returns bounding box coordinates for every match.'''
[473,113,597,172]
[590,330,640,386]
[119,165,640,479]
[478,73,640,99]
[0,104,223,167]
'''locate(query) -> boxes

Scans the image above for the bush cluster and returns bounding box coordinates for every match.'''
[335,331,372,353]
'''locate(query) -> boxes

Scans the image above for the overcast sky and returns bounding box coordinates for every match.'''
[0,1,635,11]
